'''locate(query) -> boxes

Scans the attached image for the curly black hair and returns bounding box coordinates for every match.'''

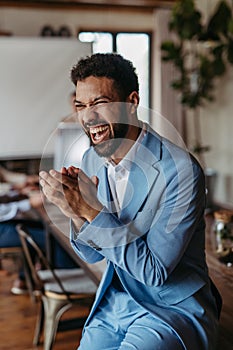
[70,53,139,100]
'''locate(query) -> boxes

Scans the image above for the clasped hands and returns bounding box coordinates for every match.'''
[39,166,103,228]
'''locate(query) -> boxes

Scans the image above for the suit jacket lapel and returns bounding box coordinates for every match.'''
[120,127,161,221]
[120,159,159,221]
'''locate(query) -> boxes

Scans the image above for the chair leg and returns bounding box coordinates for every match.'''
[22,254,36,302]
[33,299,44,346]
[42,295,72,350]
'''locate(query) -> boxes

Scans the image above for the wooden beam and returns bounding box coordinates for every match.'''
[0,0,175,10]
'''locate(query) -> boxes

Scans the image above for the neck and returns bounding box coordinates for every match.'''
[110,122,142,165]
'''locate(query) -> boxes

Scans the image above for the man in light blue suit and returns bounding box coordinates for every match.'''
[40,53,221,350]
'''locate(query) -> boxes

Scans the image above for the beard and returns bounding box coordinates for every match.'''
[85,102,130,158]
[92,122,129,158]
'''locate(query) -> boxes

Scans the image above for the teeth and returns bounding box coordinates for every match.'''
[90,125,108,134]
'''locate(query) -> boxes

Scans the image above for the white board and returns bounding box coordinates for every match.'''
[0,37,91,158]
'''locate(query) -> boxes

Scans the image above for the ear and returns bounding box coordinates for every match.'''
[126,91,140,114]
[126,91,139,110]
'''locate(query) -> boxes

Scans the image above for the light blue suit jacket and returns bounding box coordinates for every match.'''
[71,123,220,350]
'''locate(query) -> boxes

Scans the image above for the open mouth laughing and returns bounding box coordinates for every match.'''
[89,124,111,144]
[84,120,129,158]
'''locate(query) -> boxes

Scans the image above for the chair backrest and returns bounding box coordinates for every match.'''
[16,224,69,298]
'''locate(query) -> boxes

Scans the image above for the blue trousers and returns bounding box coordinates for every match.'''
[78,286,185,350]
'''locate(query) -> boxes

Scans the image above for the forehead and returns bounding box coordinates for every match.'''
[75,76,118,101]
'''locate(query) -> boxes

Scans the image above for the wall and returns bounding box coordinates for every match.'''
[193,0,233,206]
[0,37,91,158]
[0,6,153,36]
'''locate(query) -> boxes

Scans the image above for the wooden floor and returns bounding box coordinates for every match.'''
[0,260,88,350]
[1,215,233,350]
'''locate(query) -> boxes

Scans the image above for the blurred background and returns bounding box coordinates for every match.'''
[0,0,232,208]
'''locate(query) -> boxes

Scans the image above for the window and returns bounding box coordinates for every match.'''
[79,31,151,120]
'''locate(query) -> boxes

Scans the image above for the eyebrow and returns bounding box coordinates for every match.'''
[75,95,112,104]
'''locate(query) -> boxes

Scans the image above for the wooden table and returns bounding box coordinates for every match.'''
[205,213,233,349]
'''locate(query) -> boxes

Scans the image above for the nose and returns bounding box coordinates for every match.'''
[79,105,99,127]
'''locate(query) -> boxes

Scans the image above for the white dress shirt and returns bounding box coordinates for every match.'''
[106,125,146,214]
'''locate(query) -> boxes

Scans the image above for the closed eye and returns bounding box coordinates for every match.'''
[93,100,109,106]
[75,96,112,111]
[75,103,85,111]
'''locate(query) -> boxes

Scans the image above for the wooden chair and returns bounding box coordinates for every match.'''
[16,224,97,350]
[0,219,46,300]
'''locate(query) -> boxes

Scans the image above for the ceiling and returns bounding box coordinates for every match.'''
[0,0,175,10]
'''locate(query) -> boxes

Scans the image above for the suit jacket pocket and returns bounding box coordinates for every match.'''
[158,271,206,305]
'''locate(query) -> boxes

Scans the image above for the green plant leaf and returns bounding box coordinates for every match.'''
[206,1,232,37]
[228,19,233,35]
[199,56,215,79]
[169,0,203,40]
[212,44,225,57]
[161,0,233,110]
[227,39,233,63]
[212,58,226,76]
[192,144,211,154]
[171,80,185,90]
[161,41,181,60]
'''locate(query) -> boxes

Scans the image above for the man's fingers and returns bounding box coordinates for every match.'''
[67,166,80,178]
[69,166,80,174]
[40,169,76,190]
[61,173,79,190]
[61,167,68,175]
[77,169,91,184]
[49,169,63,182]
[91,175,99,187]
[40,179,62,202]
[67,167,77,178]
[40,170,67,195]
[40,170,62,184]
